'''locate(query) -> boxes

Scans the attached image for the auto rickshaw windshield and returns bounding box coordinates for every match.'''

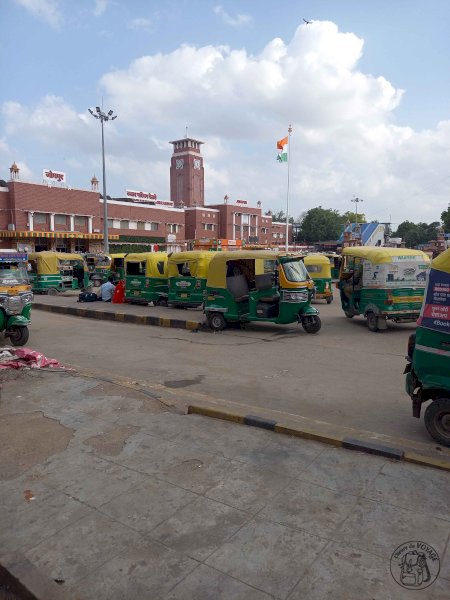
[281,259,309,282]
[0,263,29,285]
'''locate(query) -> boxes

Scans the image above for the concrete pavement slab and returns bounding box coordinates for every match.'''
[99,477,198,534]
[206,516,327,599]
[66,538,198,600]
[205,462,292,513]
[258,479,360,539]
[150,496,251,561]
[332,497,450,560]
[165,563,273,600]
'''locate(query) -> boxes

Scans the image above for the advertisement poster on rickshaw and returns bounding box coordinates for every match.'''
[362,258,429,288]
[419,268,450,332]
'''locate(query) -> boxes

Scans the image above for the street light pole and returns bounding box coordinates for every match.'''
[351,196,364,226]
[88,106,117,254]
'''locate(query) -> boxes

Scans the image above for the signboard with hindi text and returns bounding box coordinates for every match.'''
[418,268,450,333]
[43,169,66,184]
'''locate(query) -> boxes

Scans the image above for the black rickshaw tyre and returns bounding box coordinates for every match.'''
[344,309,354,318]
[158,298,168,307]
[207,312,226,331]
[366,312,378,332]
[424,398,450,447]
[8,326,29,346]
[47,287,59,296]
[326,297,333,304]
[302,315,321,334]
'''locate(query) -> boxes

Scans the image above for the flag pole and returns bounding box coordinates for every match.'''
[285,124,292,251]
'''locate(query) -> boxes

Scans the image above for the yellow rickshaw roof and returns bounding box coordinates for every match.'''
[431,248,450,274]
[125,252,167,263]
[168,251,215,263]
[341,247,430,264]
[28,251,86,273]
[206,250,299,287]
[304,254,331,266]
[109,253,127,259]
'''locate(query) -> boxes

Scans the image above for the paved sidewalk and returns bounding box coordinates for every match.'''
[32,295,204,330]
[0,370,449,599]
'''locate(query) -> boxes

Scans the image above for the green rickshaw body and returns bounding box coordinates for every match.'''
[304,254,333,303]
[168,251,215,307]
[86,253,127,284]
[404,248,450,445]
[28,251,89,294]
[0,251,33,345]
[203,251,320,333]
[124,252,168,304]
[324,253,341,279]
[339,247,430,331]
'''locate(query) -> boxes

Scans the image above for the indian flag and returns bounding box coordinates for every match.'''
[277,136,288,162]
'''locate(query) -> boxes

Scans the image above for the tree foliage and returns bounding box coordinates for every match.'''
[265,210,294,224]
[391,221,441,247]
[341,211,367,224]
[441,207,450,232]
[300,207,343,242]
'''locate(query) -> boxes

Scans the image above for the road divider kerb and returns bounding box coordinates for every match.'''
[33,302,202,332]
[188,404,450,471]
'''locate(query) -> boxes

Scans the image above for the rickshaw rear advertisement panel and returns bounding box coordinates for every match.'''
[362,258,429,288]
[418,268,450,333]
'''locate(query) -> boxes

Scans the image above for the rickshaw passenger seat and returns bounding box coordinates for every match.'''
[226,274,249,302]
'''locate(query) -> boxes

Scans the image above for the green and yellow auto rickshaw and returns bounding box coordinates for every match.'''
[85,253,127,286]
[324,252,341,279]
[28,251,89,295]
[0,251,33,346]
[168,251,215,308]
[304,254,333,304]
[203,251,320,333]
[124,252,168,305]
[338,247,430,331]
[405,248,450,446]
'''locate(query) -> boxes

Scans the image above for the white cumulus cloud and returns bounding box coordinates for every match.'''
[213,5,252,27]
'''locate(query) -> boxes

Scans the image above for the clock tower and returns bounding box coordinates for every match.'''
[169,137,204,208]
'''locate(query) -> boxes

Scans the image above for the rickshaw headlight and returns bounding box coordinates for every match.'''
[0,295,7,306]
[282,290,308,303]
[20,292,34,304]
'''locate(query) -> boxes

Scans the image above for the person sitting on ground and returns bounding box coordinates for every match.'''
[99,275,116,302]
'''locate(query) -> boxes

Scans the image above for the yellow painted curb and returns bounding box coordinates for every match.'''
[188,405,246,424]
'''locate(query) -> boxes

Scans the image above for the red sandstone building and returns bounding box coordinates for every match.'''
[0,137,291,252]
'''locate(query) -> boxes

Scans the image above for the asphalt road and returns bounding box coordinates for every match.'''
[21,299,437,447]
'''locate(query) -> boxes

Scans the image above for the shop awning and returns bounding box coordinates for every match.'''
[0,230,120,240]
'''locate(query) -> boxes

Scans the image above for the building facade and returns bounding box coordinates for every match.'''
[0,137,292,252]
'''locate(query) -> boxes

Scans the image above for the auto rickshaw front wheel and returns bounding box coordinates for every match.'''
[8,325,29,346]
[207,312,226,331]
[326,297,333,304]
[301,315,321,334]
[47,287,59,296]
[424,398,450,447]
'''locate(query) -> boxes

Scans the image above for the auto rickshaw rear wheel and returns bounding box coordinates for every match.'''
[326,297,333,304]
[366,312,378,332]
[302,315,321,334]
[207,312,226,331]
[344,310,354,318]
[8,325,29,346]
[47,287,59,296]
[424,398,450,447]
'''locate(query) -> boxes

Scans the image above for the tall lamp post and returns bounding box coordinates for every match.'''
[88,106,117,254]
[351,196,364,226]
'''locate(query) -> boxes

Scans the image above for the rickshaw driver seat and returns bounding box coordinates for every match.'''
[255,273,279,303]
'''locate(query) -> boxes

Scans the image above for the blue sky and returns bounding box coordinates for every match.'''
[1,0,450,226]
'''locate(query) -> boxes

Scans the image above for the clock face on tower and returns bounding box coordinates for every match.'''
[175,159,184,170]
[193,158,201,170]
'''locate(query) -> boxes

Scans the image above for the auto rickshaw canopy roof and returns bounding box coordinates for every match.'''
[431,248,450,274]
[342,247,430,265]
[206,250,300,288]
[124,252,168,277]
[28,251,87,274]
[168,251,215,278]
[304,254,332,278]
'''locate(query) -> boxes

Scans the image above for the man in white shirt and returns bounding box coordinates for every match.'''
[99,276,116,302]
